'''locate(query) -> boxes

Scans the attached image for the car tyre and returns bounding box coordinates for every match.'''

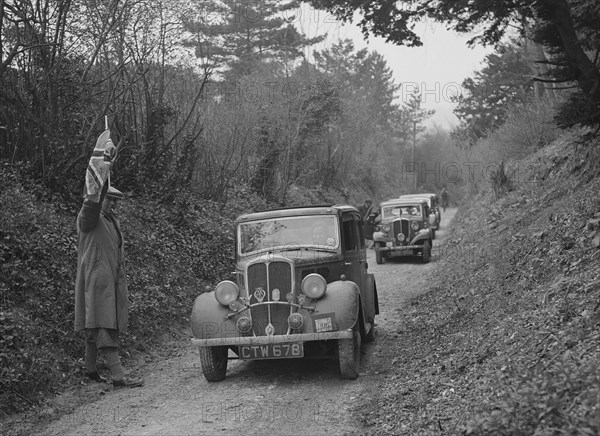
[338,324,361,379]
[375,248,383,264]
[422,240,431,264]
[199,346,228,382]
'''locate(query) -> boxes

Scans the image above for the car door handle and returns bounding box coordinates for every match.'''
[345,262,352,266]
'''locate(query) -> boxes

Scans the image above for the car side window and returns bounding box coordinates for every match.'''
[342,215,358,252]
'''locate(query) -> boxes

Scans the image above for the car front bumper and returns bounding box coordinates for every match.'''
[375,244,423,253]
[191,329,353,348]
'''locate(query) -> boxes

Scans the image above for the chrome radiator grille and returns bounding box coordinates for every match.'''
[393,219,410,243]
[247,261,293,336]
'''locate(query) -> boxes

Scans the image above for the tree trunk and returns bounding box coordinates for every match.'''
[531,42,557,100]
[545,0,600,102]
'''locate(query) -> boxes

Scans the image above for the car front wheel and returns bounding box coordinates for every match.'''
[374,242,384,264]
[338,324,361,379]
[375,247,383,264]
[422,240,431,263]
[199,346,228,381]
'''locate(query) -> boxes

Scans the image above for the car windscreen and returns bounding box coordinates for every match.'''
[382,205,421,219]
[238,215,339,255]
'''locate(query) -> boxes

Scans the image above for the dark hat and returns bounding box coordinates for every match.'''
[106,186,124,200]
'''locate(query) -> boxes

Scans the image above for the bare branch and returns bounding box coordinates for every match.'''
[528,75,571,84]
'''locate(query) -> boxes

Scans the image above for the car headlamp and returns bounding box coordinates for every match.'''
[301,273,327,299]
[411,221,419,231]
[214,280,240,306]
[383,224,391,232]
[397,233,405,242]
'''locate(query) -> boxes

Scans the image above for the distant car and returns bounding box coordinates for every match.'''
[372,198,433,264]
[399,193,441,238]
[191,205,379,381]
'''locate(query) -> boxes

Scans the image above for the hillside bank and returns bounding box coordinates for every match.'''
[355,130,600,434]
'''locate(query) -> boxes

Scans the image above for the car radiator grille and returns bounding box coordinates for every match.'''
[247,261,293,336]
[393,219,410,243]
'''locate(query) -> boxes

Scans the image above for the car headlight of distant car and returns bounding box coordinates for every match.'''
[383,224,391,232]
[214,280,240,306]
[301,273,327,299]
[397,233,405,242]
[411,221,419,231]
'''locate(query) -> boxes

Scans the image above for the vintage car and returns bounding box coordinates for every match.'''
[372,198,433,264]
[191,205,379,381]
[399,193,441,238]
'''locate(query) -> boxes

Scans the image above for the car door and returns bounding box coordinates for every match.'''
[341,212,367,291]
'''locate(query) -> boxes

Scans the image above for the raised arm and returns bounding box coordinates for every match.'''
[78,129,116,232]
[78,181,108,233]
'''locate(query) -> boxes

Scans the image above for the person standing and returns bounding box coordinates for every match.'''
[441,186,449,212]
[358,199,372,220]
[358,199,377,248]
[74,129,143,389]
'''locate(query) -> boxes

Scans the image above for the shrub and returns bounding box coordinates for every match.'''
[477,97,559,165]
[0,164,239,413]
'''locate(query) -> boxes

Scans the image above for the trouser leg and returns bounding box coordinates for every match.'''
[85,341,98,373]
[102,347,125,381]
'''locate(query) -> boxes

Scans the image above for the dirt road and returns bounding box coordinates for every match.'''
[32,208,458,436]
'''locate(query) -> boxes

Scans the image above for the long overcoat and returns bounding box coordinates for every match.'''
[74,200,128,332]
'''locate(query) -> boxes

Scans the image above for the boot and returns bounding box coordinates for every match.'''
[113,377,144,389]
[86,371,108,383]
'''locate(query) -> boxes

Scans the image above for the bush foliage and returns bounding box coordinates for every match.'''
[0,164,242,414]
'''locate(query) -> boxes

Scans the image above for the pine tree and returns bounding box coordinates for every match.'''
[183,0,323,79]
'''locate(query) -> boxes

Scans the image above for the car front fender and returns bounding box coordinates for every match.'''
[411,229,431,244]
[190,292,238,340]
[311,280,360,331]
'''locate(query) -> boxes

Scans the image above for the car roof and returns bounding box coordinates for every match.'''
[400,193,437,198]
[235,204,358,223]
[379,198,428,207]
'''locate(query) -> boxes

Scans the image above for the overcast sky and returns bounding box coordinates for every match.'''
[297,6,493,130]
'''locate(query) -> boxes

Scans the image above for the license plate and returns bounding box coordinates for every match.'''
[314,317,333,333]
[239,343,304,360]
[313,313,336,333]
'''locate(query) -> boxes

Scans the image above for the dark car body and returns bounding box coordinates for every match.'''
[372,198,433,264]
[190,205,379,381]
[399,193,441,238]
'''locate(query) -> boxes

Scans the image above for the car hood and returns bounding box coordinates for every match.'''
[238,248,341,267]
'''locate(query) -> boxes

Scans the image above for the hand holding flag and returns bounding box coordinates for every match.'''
[84,129,116,203]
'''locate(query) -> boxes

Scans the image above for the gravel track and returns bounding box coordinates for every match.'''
[32,208,458,436]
